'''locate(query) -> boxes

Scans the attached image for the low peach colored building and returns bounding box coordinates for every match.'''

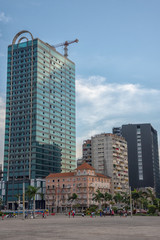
[45,163,111,212]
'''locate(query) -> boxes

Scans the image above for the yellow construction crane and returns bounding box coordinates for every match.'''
[53,39,79,58]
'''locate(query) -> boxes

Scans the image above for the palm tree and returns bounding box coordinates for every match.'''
[113,193,123,206]
[68,193,78,202]
[0,197,2,210]
[153,198,160,211]
[131,189,140,209]
[92,189,104,209]
[14,194,21,210]
[26,186,40,218]
[39,192,45,209]
[103,192,112,207]
[145,188,155,205]
[139,197,148,210]
[68,193,78,210]
[121,192,130,207]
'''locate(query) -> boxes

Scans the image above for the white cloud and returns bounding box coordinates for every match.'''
[76,75,160,159]
[0,12,11,23]
[0,76,159,164]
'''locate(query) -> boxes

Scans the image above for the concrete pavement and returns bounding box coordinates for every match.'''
[0,215,160,240]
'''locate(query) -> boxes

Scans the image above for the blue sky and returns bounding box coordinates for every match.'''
[0,0,160,163]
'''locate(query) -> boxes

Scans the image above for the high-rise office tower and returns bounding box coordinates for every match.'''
[3,31,76,206]
[113,124,160,196]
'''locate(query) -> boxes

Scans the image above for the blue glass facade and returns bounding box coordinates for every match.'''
[3,32,76,203]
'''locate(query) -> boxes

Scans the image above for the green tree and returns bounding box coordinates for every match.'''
[140,197,148,210]
[148,204,156,214]
[113,193,123,205]
[0,197,2,210]
[14,194,21,210]
[131,189,140,209]
[103,192,112,207]
[68,193,78,210]
[92,189,104,209]
[68,193,78,202]
[146,188,155,205]
[39,192,45,209]
[121,192,130,206]
[153,198,160,211]
[26,186,40,218]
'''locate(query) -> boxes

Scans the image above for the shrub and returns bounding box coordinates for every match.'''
[148,205,156,214]
[133,209,136,214]
[89,205,98,213]
[112,207,117,214]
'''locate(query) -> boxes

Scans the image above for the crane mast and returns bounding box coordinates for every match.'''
[53,39,79,57]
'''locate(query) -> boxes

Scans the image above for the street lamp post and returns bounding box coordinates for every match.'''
[130,186,132,218]
[22,182,25,220]
[57,184,59,213]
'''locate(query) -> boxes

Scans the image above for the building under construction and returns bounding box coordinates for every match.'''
[3,31,77,208]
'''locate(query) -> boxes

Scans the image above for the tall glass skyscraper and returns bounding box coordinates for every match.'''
[3,31,76,205]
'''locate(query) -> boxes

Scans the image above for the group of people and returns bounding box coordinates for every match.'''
[67,208,128,218]
[1,213,17,220]
[68,210,75,218]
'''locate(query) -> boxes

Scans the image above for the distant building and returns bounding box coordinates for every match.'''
[77,158,83,167]
[91,133,129,195]
[82,139,92,165]
[113,124,160,197]
[77,139,92,167]
[112,127,122,137]
[45,162,111,212]
[82,133,129,195]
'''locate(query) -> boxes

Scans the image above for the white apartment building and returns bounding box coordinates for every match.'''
[91,133,129,195]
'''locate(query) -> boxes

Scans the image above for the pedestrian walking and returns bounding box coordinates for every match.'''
[68,211,71,218]
[72,211,75,218]
[111,210,114,216]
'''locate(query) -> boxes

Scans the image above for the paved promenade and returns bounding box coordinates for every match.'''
[1,215,160,240]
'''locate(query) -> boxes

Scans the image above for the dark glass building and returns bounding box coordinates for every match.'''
[3,31,76,206]
[113,124,160,196]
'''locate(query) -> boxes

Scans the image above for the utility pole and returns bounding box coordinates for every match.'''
[130,186,132,218]
[23,182,25,220]
[18,195,20,219]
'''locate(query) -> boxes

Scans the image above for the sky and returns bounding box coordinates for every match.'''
[0,0,160,164]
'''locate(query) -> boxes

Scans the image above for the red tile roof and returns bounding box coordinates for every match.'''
[96,173,111,179]
[46,163,111,179]
[46,172,75,178]
[76,162,95,170]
